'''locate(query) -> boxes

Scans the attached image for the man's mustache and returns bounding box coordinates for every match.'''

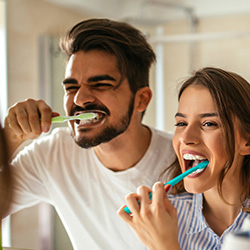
[70,104,110,116]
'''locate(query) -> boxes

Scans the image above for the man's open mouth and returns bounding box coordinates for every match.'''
[75,111,106,126]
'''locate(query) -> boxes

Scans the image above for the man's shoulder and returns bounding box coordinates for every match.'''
[150,127,173,143]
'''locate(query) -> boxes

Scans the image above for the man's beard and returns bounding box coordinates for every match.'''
[72,96,135,148]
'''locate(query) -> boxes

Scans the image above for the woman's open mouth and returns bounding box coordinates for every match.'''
[183,153,208,176]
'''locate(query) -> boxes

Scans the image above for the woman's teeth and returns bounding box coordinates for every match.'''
[192,167,205,174]
[183,154,207,175]
[183,154,206,160]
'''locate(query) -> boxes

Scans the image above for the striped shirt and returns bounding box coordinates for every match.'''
[167,193,249,250]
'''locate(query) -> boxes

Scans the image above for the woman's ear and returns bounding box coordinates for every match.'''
[240,136,250,156]
[134,87,152,112]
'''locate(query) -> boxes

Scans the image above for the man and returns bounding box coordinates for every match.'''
[4,19,175,249]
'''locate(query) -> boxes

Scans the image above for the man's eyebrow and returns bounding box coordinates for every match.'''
[87,75,117,82]
[175,112,185,118]
[62,75,117,85]
[62,78,78,85]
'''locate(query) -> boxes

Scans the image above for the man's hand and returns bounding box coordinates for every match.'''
[4,98,58,156]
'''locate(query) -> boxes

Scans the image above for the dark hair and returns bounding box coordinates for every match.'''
[0,124,12,218]
[169,67,250,211]
[60,18,156,95]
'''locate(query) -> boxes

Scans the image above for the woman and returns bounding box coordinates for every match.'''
[118,67,250,249]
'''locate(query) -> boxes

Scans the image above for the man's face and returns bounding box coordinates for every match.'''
[62,49,135,148]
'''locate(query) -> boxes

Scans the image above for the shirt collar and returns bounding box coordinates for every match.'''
[187,193,208,234]
[187,194,250,235]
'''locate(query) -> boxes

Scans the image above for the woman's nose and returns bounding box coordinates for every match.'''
[74,85,96,106]
[179,125,200,145]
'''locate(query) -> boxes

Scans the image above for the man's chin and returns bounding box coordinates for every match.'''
[72,133,99,149]
[71,127,126,149]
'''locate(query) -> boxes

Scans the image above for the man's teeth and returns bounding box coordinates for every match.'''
[183,154,206,160]
[79,113,102,125]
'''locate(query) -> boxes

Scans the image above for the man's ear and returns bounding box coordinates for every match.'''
[134,87,152,112]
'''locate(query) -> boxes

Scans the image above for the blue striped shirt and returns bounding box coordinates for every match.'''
[167,193,249,250]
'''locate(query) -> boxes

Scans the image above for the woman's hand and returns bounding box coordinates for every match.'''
[117,182,180,250]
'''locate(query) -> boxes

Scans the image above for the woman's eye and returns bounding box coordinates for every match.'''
[203,122,218,127]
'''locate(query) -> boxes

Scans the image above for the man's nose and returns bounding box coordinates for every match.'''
[74,85,96,106]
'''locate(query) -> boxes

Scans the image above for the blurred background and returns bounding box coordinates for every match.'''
[1,0,250,249]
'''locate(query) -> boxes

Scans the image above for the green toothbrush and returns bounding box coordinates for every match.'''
[51,113,97,123]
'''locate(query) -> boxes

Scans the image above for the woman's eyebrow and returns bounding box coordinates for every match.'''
[200,112,218,118]
[175,112,219,118]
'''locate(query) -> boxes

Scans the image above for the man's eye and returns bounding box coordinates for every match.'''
[175,122,187,127]
[65,86,79,93]
[93,83,113,89]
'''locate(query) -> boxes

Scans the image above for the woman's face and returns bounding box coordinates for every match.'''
[172,84,244,194]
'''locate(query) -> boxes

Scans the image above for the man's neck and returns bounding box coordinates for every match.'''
[93,125,151,171]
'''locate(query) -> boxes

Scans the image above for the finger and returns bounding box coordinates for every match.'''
[152,182,165,206]
[137,185,151,212]
[162,190,176,215]
[15,106,33,135]
[37,101,53,133]
[5,111,24,136]
[25,104,43,135]
[52,112,60,118]
[125,193,140,216]
[117,205,133,224]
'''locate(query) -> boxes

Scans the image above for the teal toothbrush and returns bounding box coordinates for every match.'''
[51,113,97,123]
[124,160,209,214]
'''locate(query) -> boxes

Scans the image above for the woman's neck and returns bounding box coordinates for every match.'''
[202,183,243,236]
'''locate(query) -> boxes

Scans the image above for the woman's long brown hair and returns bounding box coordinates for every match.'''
[163,67,250,212]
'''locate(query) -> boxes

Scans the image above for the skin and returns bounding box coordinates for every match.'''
[4,49,153,172]
[118,84,250,249]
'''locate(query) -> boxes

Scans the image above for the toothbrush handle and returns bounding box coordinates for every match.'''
[51,116,67,123]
